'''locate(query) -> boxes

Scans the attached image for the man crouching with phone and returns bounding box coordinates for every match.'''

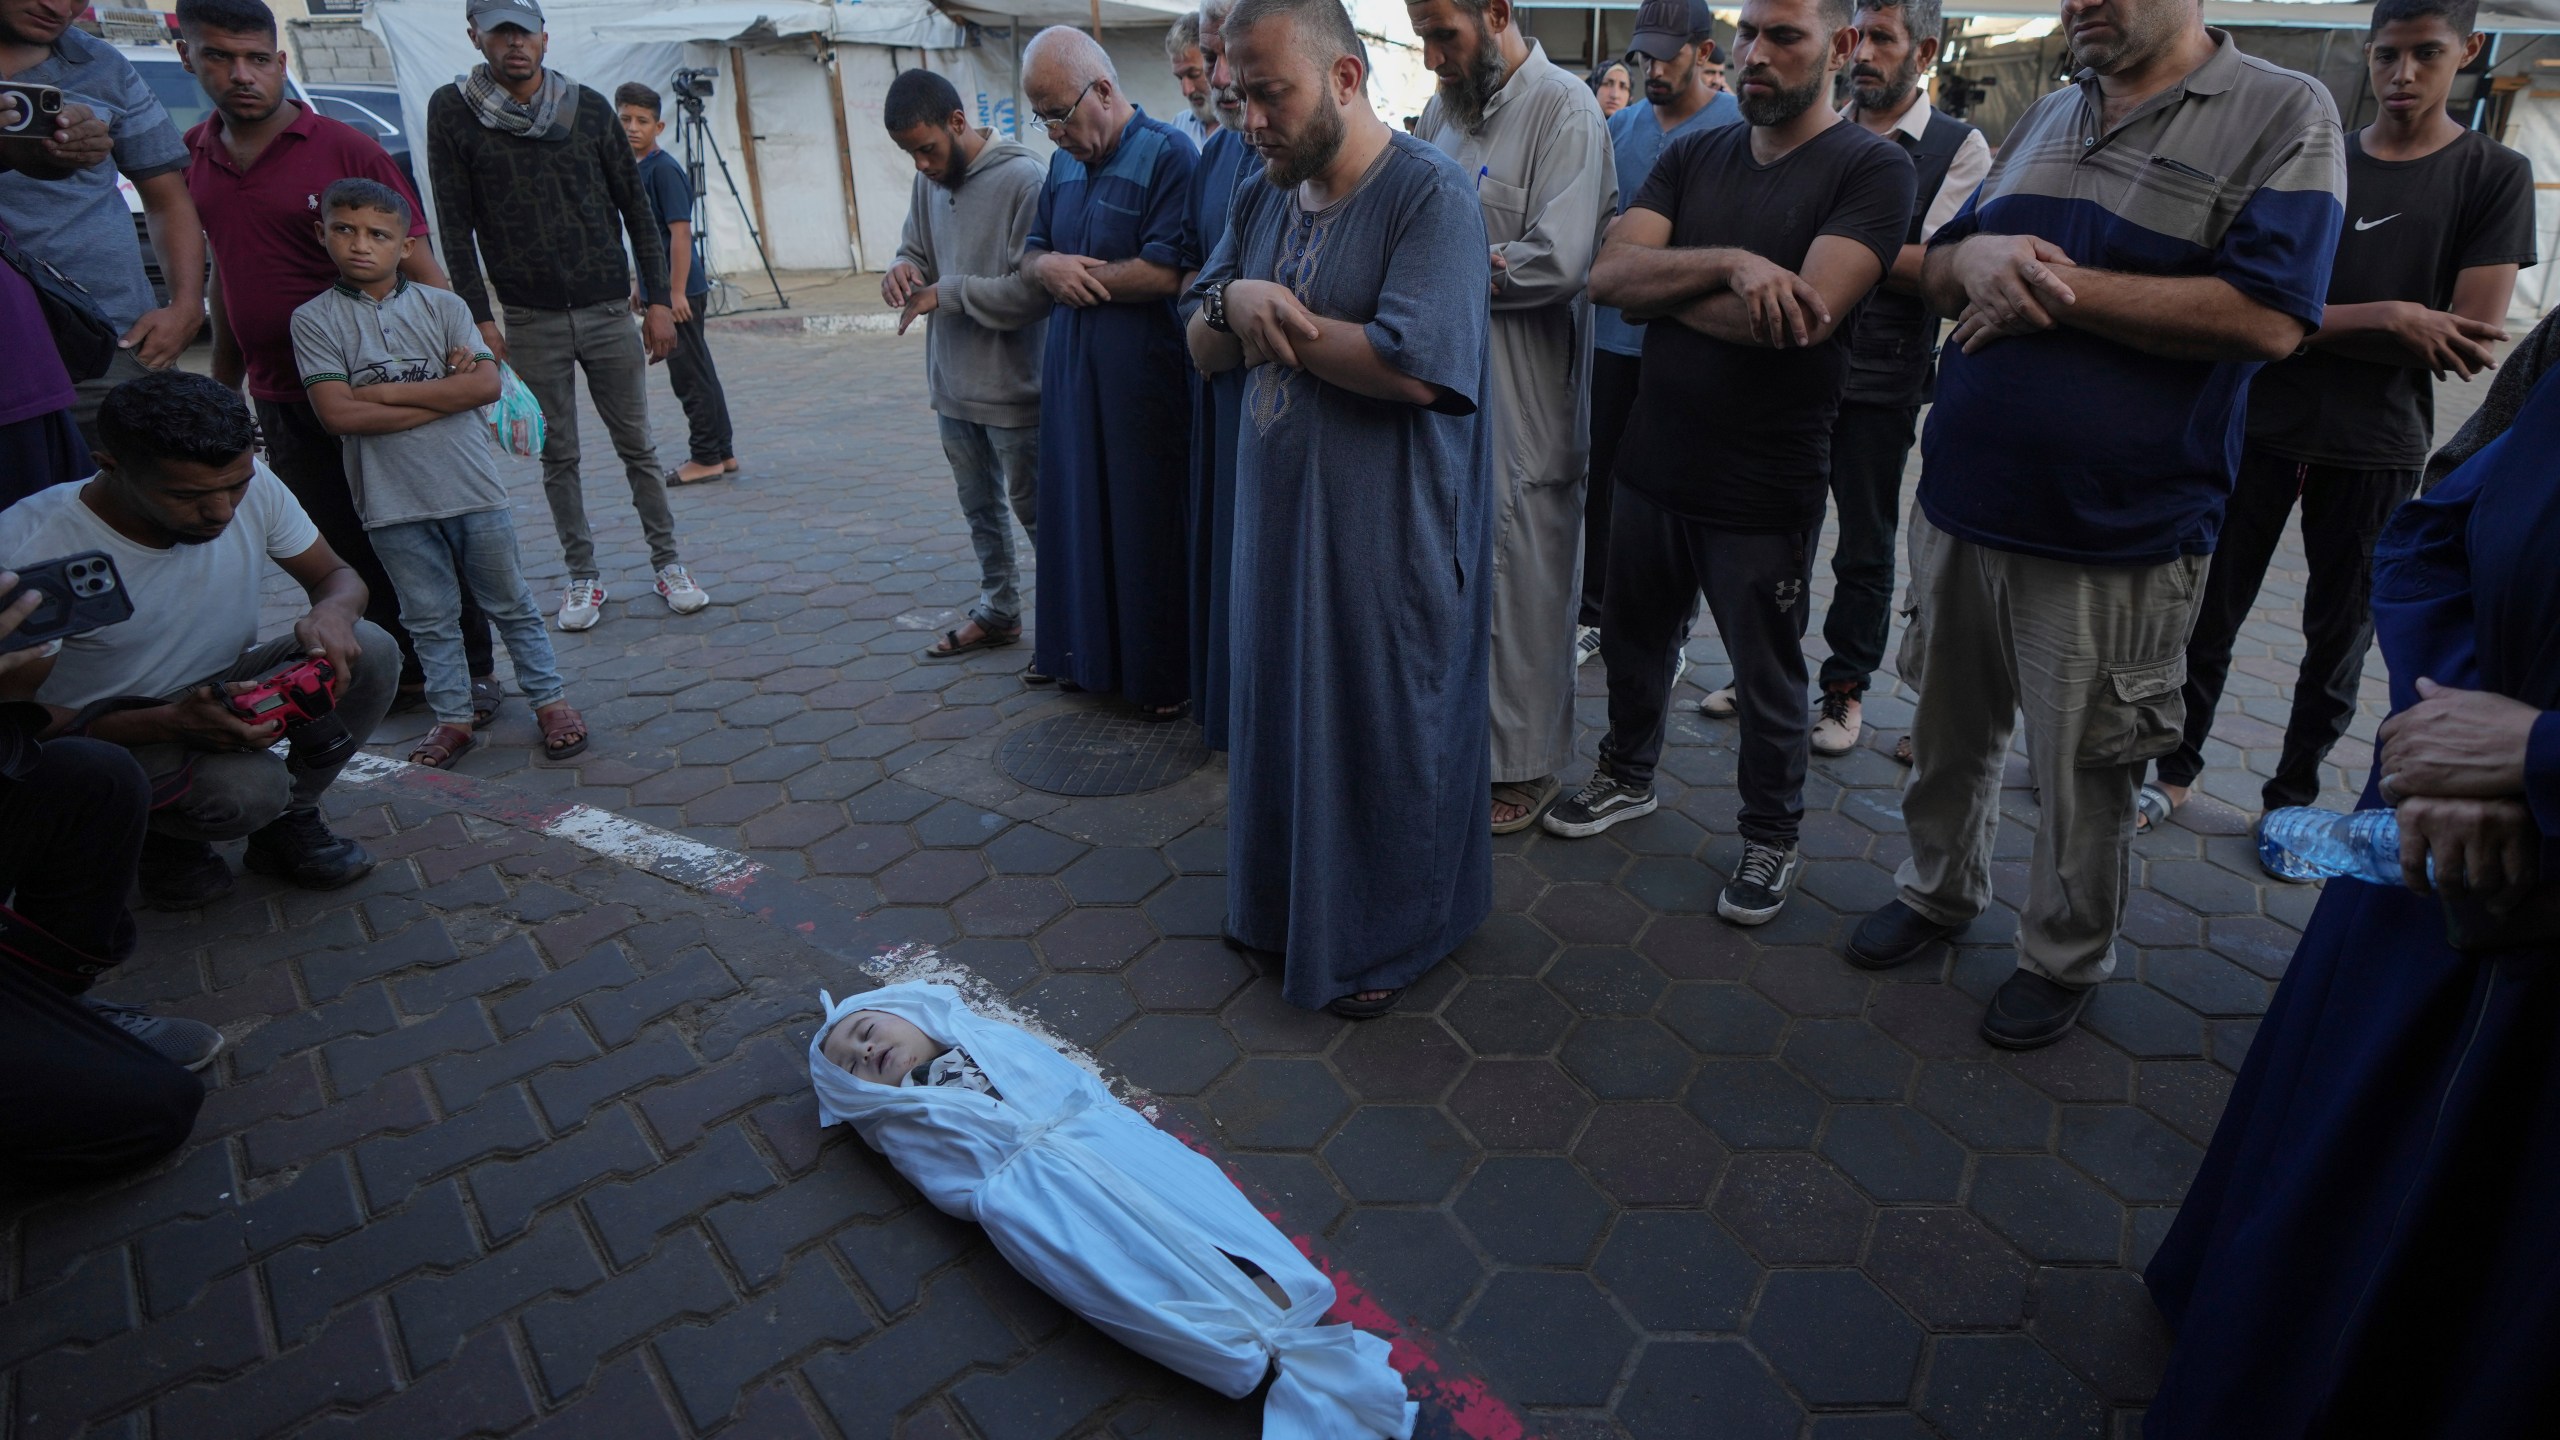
[0,369,394,912]
[0,567,210,1178]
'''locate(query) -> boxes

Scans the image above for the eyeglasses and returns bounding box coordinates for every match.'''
[1032,79,1099,134]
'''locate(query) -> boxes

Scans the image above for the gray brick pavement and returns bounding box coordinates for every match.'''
[12,330,2493,1437]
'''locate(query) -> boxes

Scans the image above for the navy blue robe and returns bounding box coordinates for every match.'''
[2144,364,2560,1437]
[1186,127,1253,750]
[1027,109,1198,706]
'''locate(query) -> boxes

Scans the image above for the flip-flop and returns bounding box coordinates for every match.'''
[471,676,505,730]
[2135,782,2176,835]
[1491,776,1559,835]
[1892,734,1914,766]
[664,466,728,487]
[921,623,1021,661]
[1325,988,1403,1020]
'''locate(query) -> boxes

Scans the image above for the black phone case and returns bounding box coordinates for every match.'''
[0,551,134,654]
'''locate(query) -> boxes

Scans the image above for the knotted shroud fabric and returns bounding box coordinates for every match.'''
[807,982,1415,1439]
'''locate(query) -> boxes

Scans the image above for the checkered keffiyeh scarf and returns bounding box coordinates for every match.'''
[461,63,576,140]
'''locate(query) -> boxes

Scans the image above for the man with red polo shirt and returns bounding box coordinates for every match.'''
[177,0,499,718]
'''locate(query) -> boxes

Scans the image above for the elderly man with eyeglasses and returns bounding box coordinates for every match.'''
[1015,25,1200,715]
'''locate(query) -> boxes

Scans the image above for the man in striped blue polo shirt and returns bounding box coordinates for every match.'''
[1845,0,2345,1050]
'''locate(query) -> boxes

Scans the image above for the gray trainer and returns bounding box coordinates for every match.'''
[1542,772,1658,838]
[81,997,224,1072]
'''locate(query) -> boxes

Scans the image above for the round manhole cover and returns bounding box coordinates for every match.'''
[1000,710,1210,797]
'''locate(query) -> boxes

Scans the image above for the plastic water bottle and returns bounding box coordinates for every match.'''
[2257,807,2405,885]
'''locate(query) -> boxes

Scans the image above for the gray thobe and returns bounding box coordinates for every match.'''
[1416,42,1615,785]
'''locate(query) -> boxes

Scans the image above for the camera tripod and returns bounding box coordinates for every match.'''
[672,81,787,314]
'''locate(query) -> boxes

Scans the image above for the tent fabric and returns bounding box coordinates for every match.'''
[807,982,1417,1440]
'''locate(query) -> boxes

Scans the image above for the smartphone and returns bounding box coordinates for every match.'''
[0,81,64,138]
[0,552,133,654]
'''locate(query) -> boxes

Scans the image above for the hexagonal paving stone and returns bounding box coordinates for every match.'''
[1544,947,1668,1015]
[1125,939,1253,1011]
[1219,978,1343,1055]
[805,823,917,876]
[2030,1267,2173,1404]
[1532,883,1650,945]
[1638,916,1757,982]
[1449,913,1560,977]
[1783,1019,1916,1101]
[1329,1017,1469,1102]
[1559,1018,1693,1100]
[683,781,784,826]
[1223,1152,1345,1235]
[950,876,1071,936]
[2207,916,2300,979]
[2134,1059,2233,1147]
[1618,1340,1802,1440]
[1058,846,1175,905]
[1968,1155,2126,1264]
[1328,1208,1482,1329]
[911,799,1014,848]
[1446,1060,1592,1150]
[984,824,1091,875]
[1204,1058,1351,1149]
[1865,1208,2031,1330]
[1796,858,1899,917]
[1454,1156,1613,1266]
[1750,947,1872,1016]
[1453,1271,1636,1408]
[2145,859,2263,917]
[2082,982,2207,1058]
[1712,1153,1871,1266]
[1916,1334,2107,1440]
[1593,1211,1760,1331]
[1099,1014,1239,1095]
[1444,978,1576,1056]
[875,849,991,906]
[1141,875,1226,937]
[2140,948,2269,1017]
[1319,1105,1474,1204]
[1622,856,1722,914]
[1748,1269,1923,1406]
[1660,982,1789,1056]
[1819,1105,1966,1202]
[2000,1028,2135,1103]
[1523,835,1631,884]
[1035,909,1158,971]
[842,779,942,824]
[1019,973,1138,1049]
[1684,1059,1825,1150]
[1574,1104,1725,1206]
[2058,1105,2203,1205]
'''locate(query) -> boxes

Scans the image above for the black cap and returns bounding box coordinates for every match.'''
[1629,0,1713,63]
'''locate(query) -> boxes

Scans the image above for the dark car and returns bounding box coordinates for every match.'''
[303,84,416,194]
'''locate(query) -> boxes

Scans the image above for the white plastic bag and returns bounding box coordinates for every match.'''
[808,983,1416,1440]
[481,363,544,457]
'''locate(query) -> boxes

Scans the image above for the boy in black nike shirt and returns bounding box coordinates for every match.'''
[2150,0,2534,855]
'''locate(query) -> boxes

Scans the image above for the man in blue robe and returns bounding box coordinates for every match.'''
[1185,0,1255,750]
[1020,26,1199,714]
[1190,0,1493,1016]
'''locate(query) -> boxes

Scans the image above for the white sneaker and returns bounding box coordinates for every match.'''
[656,564,711,615]
[1811,690,1863,757]
[1576,625,1603,667]
[1674,650,1692,690]
[1698,683,1736,718]
[558,576,605,631]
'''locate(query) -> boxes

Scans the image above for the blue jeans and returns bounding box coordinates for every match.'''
[370,510,567,726]
[937,414,1039,626]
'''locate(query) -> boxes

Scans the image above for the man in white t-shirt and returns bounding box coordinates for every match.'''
[0,372,394,910]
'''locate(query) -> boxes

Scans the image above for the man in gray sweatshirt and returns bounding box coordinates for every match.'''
[882,69,1051,660]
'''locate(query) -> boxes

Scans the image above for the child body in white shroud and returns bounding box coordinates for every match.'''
[807,982,1415,1440]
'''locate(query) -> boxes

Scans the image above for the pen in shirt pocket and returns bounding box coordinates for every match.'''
[1477,164,1490,192]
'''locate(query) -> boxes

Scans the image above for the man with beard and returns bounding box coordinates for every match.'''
[1407,0,1613,835]
[426,0,713,632]
[1189,0,1492,1016]
[1019,26,1198,715]
[882,69,1050,664]
[175,0,504,727]
[1165,11,1220,149]
[1580,0,1738,668]
[1185,0,1255,748]
[1849,0,2343,1050]
[1551,0,1912,935]
[1790,0,1987,757]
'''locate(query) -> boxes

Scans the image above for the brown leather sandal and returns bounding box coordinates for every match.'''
[410,723,475,770]
[536,703,590,760]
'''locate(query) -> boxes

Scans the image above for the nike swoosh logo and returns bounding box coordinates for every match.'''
[2354,214,2401,231]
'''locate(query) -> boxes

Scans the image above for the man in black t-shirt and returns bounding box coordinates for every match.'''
[1545,0,1912,929]
[2149,0,2534,848]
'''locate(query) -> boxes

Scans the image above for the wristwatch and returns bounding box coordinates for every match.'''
[1202,279,1233,333]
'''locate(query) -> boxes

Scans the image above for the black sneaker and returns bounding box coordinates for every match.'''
[139,833,236,911]
[81,996,225,1071]
[1717,841,1801,926]
[1847,899,1960,971]
[242,808,376,890]
[1979,968,2094,1051]
[1541,772,1657,838]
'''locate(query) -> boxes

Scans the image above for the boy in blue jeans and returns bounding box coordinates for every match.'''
[291,178,589,768]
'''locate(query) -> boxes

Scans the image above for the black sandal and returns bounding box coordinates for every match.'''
[471,676,505,730]
[922,621,1021,661]
[1325,989,1403,1020]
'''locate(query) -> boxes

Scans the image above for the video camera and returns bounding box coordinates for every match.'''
[227,657,357,773]
[672,67,717,103]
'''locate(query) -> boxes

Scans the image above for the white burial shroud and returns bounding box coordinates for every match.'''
[806,982,1417,1440]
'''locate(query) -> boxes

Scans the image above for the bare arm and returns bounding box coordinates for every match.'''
[129,171,206,366]
[1088,258,1185,302]
[1587,210,1738,317]
[364,363,503,414]
[667,219,695,302]
[208,265,246,389]
[1884,242,1928,295]
[1926,233,2303,363]
[1197,280,1439,406]
[1668,233,1883,349]
[2302,264,2518,377]
[304,379,451,436]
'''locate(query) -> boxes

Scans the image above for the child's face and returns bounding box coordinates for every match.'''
[618,103,665,156]
[822,1009,944,1086]
[317,205,411,285]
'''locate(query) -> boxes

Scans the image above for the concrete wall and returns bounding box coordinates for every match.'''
[290,17,396,86]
